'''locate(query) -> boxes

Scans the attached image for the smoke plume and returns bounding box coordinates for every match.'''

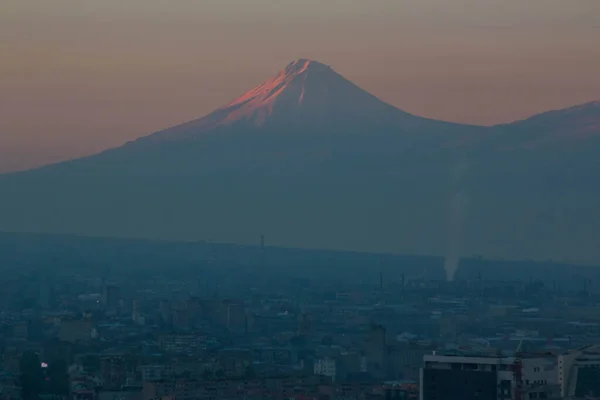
[445,158,469,281]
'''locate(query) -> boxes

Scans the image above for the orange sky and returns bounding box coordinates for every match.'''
[1,0,600,172]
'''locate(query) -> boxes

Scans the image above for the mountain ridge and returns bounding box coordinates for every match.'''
[0,59,599,265]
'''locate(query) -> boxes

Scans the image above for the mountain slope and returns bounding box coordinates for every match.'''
[135,59,469,144]
[1,60,599,264]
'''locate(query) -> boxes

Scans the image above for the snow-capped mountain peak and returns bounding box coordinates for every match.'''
[143,59,422,142]
[219,59,331,123]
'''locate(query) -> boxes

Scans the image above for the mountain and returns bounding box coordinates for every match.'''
[1,59,599,266]
[133,59,476,150]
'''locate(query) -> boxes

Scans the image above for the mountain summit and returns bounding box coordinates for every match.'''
[142,59,439,143]
[208,59,344,126]
[218,59,339,124]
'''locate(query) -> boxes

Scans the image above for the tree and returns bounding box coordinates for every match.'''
[201,368,213,380]
[321,335,334,346]
[290,335,307,348]
[244,366,257,379]
[45,358,70,396]
[214,369,225,378]
[19,351,43,400]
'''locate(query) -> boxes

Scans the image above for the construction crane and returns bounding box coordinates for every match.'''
[512,339,524,400]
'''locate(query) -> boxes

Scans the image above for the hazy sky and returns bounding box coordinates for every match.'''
[2,0,600,172]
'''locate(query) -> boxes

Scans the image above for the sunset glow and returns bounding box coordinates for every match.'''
[1,0,599,172]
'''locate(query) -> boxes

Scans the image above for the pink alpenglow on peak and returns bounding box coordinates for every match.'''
[219,59,344,126]
[145,59,422,142]
[221,59,327,123]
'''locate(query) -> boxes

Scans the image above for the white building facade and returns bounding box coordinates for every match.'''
[420,352,559,400]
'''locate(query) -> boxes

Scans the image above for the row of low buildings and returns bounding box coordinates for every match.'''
[418,344,600,400]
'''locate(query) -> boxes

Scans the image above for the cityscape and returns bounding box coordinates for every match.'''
[1,233,600,400]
